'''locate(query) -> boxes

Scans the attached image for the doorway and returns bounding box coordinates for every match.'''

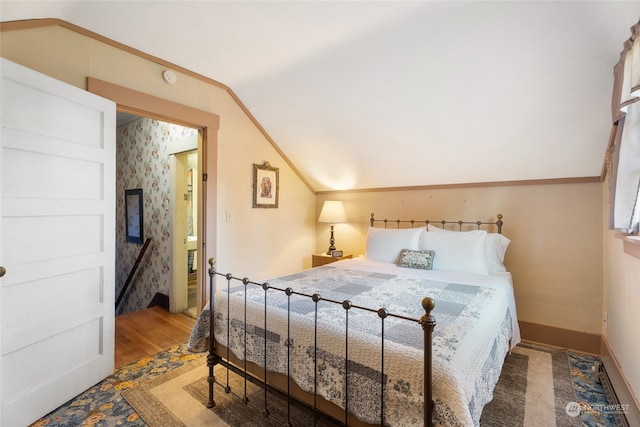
[115,113,202,316]
[171,148,200,317]
[88,77,220,317]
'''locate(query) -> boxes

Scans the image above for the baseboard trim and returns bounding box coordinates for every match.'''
[518,320,601,354]
[600,336,640,426]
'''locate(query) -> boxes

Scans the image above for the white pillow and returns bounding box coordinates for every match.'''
[485,233,510,273]
[419,229,489,274]
[426,224,510,273]
[365,227,424,263]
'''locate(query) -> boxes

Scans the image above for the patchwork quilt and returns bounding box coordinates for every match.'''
[188,261,517,426]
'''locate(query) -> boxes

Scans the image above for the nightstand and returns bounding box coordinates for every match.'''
[312,253,353,267]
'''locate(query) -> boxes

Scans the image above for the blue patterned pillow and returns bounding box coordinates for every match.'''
[397,249,435,270]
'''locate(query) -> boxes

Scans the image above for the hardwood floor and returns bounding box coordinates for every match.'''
[114,307,197,368]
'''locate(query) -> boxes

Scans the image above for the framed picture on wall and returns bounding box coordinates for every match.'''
[125,188,144,243]
[253,162,279,208]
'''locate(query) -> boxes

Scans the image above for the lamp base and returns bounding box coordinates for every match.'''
[327,224,336,254]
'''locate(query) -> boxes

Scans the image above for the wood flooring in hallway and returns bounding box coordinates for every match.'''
[114,307,196,368]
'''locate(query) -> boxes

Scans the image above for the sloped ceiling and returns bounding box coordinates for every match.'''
[3,1,640,191]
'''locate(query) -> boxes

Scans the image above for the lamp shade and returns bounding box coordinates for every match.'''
[318,201,347,224]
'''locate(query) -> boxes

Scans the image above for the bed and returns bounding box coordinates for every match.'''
[188,214,520,426]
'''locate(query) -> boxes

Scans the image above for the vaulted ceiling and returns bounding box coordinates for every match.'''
[3,1,640,191]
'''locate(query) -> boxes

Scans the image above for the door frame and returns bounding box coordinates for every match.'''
[87,78,219,313]
[170,148,199,314]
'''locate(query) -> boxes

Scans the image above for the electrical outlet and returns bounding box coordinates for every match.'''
[603,312,608,330]
[226,211,232,223]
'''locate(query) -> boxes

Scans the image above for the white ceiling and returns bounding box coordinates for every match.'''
[3,1,640,191]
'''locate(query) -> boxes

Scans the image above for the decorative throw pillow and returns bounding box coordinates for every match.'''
[397,249,436,270]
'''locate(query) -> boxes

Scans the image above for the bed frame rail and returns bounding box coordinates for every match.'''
[206,258,436,427]
[370,213,503,234]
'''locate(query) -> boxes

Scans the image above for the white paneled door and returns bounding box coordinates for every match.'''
[0,59,116,426]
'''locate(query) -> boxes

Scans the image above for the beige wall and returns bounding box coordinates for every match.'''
[317,182,604,334]
[602,183,640,405]
[0,23,316,284]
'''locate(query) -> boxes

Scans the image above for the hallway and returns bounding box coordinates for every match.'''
[114,307,196,368]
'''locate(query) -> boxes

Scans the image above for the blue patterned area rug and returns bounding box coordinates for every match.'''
[569,351,624,427]
[30,343,619,427]
[29,345,205,427]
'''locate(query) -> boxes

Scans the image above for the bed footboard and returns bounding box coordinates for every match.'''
[205,258,436,427]
[420,297,436,426]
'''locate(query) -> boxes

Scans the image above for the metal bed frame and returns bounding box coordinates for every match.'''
[204,213,504,426]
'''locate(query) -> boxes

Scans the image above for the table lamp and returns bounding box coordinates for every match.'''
[318,200,347,254]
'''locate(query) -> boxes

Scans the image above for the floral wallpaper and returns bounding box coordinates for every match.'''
[116,118,198,315]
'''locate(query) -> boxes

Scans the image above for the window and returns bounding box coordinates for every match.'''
[610,21,640,235]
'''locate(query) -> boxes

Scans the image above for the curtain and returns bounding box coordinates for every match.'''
[610,19,640,233]
[608,120,622,229]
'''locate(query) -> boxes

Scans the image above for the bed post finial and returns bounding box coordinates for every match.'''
[420,297,436,427]
[421,297,435,316]
[370,213,375,227]
[496,214,503,234]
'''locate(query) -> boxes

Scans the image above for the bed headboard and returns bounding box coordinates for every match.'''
[370,213,503,234]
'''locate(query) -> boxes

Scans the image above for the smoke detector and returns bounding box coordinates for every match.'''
[162,70,177,84]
